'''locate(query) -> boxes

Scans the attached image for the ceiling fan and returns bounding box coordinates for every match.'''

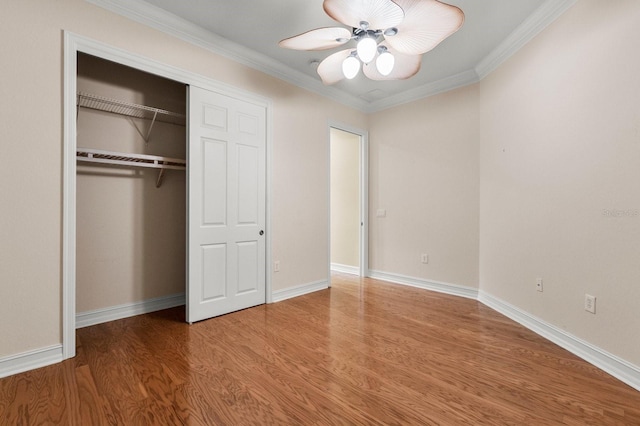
[279,0,464,85]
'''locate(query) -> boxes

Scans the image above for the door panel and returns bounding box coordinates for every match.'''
[188,85,266,323]
[237,144,259,225]
[202,244,227,300]
[203,104,228,130]
[202,138,227,226]
[237,241,258,294]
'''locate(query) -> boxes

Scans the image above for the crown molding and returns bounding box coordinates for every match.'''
[366,69,480,112]
[85,0,370,111]
[86,0,576,113]
[475,0,578,79]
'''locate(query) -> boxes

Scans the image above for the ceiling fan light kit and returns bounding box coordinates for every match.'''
[279,0,464,85]
[356,32,378,64]
[342,53,361,79]
[376,46,395,76]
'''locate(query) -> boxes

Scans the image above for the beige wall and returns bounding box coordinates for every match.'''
[368,84,480,289]
[76,54,186,312]
[479,0,640,365]
[0,0,366,358]
[330,128,360,268]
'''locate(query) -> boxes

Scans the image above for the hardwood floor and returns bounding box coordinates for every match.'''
[2,273,639,425]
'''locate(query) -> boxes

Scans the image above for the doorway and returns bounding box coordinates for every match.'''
[329,124,368,278]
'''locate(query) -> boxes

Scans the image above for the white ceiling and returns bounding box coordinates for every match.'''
[89,0,576,112]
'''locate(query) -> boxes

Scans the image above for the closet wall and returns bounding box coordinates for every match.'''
[76,53,187,314]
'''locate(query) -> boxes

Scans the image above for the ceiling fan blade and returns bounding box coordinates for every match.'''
[384,0,464,55]
[279,27,352,51]
[317,49,353,85]
[323,0,404,30]
[363,44,421,80]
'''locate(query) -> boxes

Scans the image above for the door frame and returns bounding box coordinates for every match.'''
[63,32,273,359]
[328,122,369,279]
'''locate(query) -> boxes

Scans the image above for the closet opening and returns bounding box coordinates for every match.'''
[65,33,273,359]
[75,53,187,329]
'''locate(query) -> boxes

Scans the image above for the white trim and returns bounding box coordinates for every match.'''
[0,345,63,379]
[272,280,329,303]
[479,291,640,393]
[475,0,578,79]
[76,293,185,329]
[369,270,479,300]
[64,32,274,359]
[84,0,575,113]
[63,33,79,360]
[359,128,370,277]
[331,263,360,275]
[265,97,274,304]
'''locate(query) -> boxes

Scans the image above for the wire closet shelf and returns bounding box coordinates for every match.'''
[77,92,186,126]
[76,148,186,171]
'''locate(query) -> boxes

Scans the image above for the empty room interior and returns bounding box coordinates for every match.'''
[1,0,640,424]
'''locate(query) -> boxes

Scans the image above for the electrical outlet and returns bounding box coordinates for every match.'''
[274,261,280,272]
[421,253,429,264]
[585,294,596,314]
[536,278,543,292]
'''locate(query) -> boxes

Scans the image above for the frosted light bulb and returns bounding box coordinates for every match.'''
[376,51,395,76]
[342,55,360,79]
[357,37,377,64]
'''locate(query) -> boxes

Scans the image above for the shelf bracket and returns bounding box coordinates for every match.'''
[155,168,166,188]
[130,110,158,145]
[144,111,159,144]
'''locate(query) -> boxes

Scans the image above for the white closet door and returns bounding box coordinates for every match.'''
[187,85,266,323]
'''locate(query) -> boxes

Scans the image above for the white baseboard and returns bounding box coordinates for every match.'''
[370,270,640,391]
[330,263,359,275]
[272,280,329,303]
[478,291,640,392]
[0,345,63,379]
[76,293,185,328]
[6,280,639,393]
[369,270,479,300]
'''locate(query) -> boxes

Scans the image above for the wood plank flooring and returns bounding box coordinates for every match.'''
[1,273,639,425]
